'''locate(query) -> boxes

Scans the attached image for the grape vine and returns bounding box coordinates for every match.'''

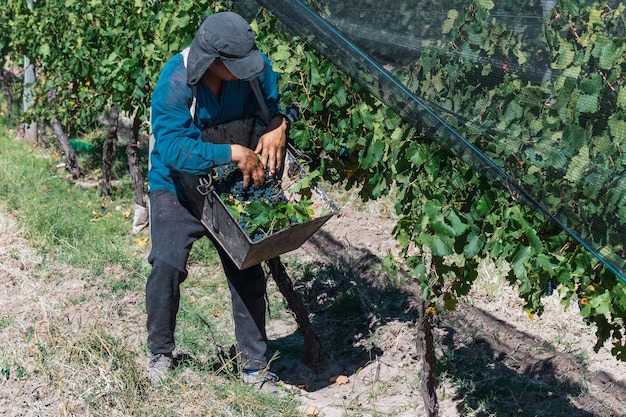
[254,1,626,360]
[2,0,625,361]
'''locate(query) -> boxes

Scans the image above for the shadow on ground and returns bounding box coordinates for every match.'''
[267,227,626,416]
[442,307,626,417]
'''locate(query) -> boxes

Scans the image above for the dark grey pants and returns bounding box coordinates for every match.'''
[146,189,268,371]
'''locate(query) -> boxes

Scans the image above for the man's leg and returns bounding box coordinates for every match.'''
[215,244,269,371]
[146,190,206,355]
[217,250,287,395]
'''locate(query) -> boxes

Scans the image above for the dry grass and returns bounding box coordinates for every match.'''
[0,202,301,416]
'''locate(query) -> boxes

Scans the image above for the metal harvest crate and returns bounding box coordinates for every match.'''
[180,117,339,269]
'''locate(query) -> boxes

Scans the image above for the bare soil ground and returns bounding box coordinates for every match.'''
[1,202,625,416]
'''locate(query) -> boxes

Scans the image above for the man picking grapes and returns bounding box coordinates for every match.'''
[146,11,290,393]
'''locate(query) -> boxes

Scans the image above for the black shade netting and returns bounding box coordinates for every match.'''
[245,0,626,282]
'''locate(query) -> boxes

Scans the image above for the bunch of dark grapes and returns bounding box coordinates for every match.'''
[212,163,289,241]
[212,163,243,196]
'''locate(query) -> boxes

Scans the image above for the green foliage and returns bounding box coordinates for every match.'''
[385,0,626,358]
[0,129,146,279]
[1,0,226,131]
[255,8,396,196]
[242,199,314,237]
[393,0,626,274]
[270,0,626,358]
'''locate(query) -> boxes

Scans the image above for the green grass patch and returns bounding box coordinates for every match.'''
[0,121,147,279]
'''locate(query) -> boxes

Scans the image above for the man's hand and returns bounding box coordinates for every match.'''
[254,115,288,176]
[231,144,265,188]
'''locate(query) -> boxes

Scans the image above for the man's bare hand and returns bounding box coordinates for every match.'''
[254,115,288,176]
[230,144,265,188]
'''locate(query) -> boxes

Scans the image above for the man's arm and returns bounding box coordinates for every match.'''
[254,115,289,176]
[231,144,266,188]
[151,55,231,175]
[254,55,289,176]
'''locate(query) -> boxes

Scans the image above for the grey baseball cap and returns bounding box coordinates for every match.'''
[187,12,265,85]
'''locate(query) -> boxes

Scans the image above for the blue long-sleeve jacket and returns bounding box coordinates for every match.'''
[148,50,281,196]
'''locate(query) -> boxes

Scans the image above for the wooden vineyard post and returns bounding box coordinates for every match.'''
[21,0,37,144]
[416,298,439,417]
[266,257,324,366]
[126,110,148,234]
[49,117,83,179]
[101,104,118,196]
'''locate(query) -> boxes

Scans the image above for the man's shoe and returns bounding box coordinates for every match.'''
[146,352,173,385]
[242,369,287,397]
